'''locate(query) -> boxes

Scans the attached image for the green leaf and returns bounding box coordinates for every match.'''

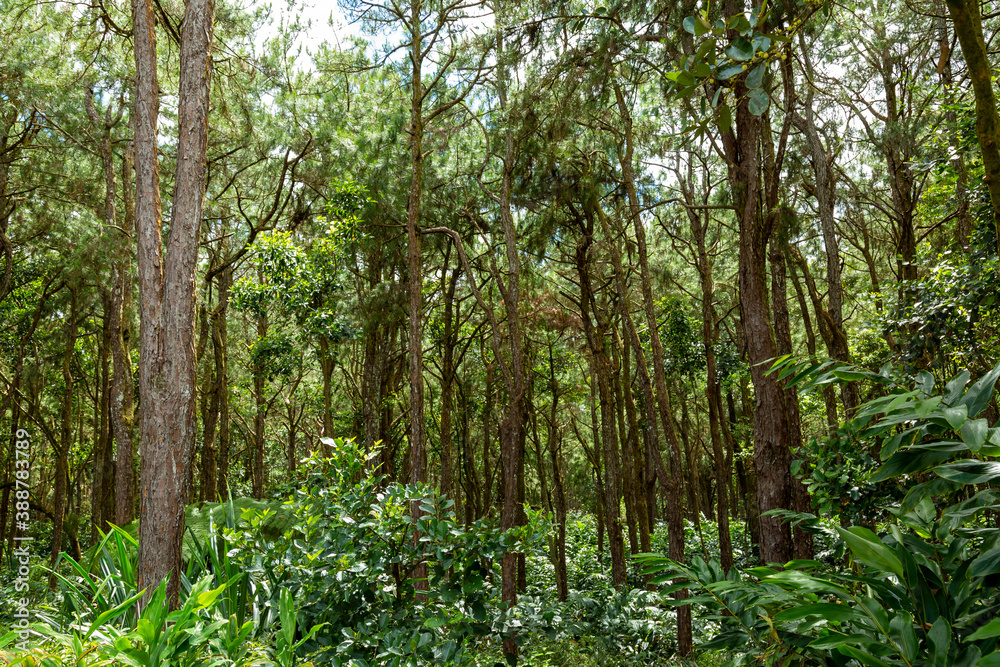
[774,603,860,623]
[979,652,1000,666]
[725,37,754,61]
[717,64,744,79]
[959,362,1000,418]
[833,369,874,382]
[872,448,954,482]
[928,617,951,667]
[970,547,1000,578]
[945,370,971,405]
[836,526,903,577]
[718,104,733,133]
[748,88,769,115]
[943,405,969,430]
[746,64,766,89]
[962,419,989,452]
[935,461,1000,485]
[837,645,892,667]
[970,618,1000,641]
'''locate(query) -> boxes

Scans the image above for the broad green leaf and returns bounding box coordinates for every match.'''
[837,645,892,667]
[970,547,1000,578]
[746,64,766,89]
[945,370,971,405]
[962,419,989,452]
[979,652,1000,666]
[725,37,754,61]
[695,37,716,63]
[872,448,953,482]
[943,405,969,430]
[960,362,1000,418]
[748,88,769,115]
[833,369,874,382]
[927,617,951,667]
[836,526,903,577]
[810,633,882,649]
[774,603,860,623]
[970,618,1000,641]
[717,64,744,79]
[935,461,1000,485]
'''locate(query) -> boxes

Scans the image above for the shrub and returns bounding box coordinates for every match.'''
[638,359,1000,666]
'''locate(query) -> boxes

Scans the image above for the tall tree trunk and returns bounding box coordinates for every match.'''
[50,289,77,587]
[133,0,215,609]
[406,0,426,493]
[613,84,690,653]
[440,262,460,499]
[771,239,814,560]
[112,137,136,527]
[686,193,733,572]
[252,309,267,499]
[943,0,1000,258]
[573,216,626,589]
[545,338,568,600]
[718,13,794,564]
[216,267,231,500]
[92,294,113,542]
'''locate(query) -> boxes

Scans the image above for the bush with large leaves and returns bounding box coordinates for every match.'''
[228,438,550,666]
[637,358,1000,666]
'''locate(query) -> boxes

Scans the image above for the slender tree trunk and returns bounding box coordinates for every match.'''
[252,310,267,499]
[771,240,814,560]
[687,196,733,571]
[112,137,136,527]
[574,218,626,589]
[613,84,690,652]
[216,267,231,500]
[50,289,77,587]
[545,338,568,600]
[440,262,460,499]
[406,0,426,492]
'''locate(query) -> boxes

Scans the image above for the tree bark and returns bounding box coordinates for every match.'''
[133,0,215,608]
[613,83,690,652]
[943,0,1000,258]
[50,289,77,587]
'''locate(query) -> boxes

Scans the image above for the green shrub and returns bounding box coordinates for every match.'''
[638,359,1000,666]
[226,437,551,666]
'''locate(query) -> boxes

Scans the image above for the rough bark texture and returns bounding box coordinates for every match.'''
[717,10,794,565]
[545,339,568,600]
[945,0,1000,257]
[771,240,814,560]
[133,0,215,608]
[406,0,426,490]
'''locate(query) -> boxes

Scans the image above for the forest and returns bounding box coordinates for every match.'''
[0,0,999,663]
